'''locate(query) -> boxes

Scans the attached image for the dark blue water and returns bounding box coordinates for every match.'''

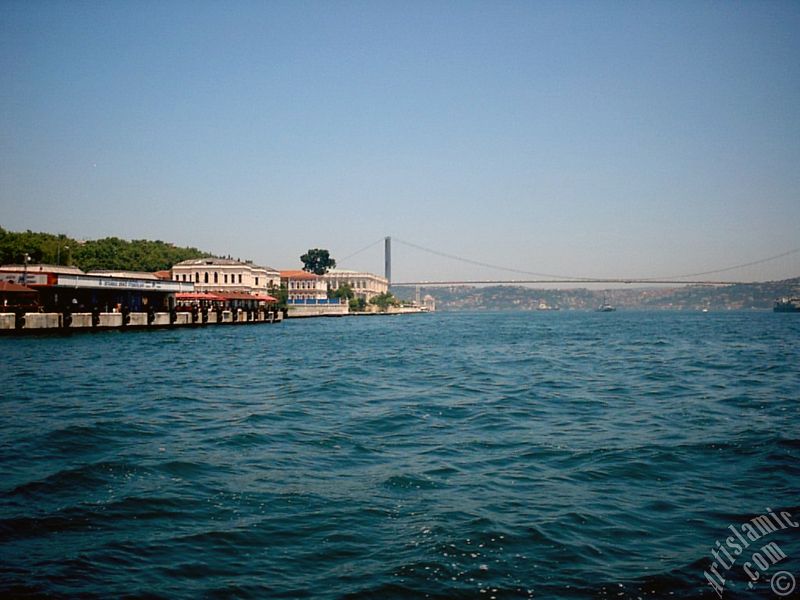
[1,312,798,599]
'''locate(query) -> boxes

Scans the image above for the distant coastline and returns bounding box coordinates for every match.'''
[3,227,797,313]
[394,279,800,312]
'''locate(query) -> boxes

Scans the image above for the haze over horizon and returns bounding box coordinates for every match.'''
[2,2,799,282]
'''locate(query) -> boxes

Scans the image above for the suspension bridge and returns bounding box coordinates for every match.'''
[337,237,800,288]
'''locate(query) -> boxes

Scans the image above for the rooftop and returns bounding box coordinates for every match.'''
[280,270,320,280]
[172,258,277,271]
[87,270,159,280]
[324,269,388,281]
[173,257,247,267]
[0,264,84,275]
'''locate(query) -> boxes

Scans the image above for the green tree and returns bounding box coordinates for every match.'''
[72,237,209,271]
[0,227,211,271]
[269,283,289,310]
[330,282,355,301]
[0,227,74,265]
[349,297,367,312]
[300,248,336,275]
[369,292,399,312]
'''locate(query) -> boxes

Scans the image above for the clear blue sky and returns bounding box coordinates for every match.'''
[1,1,799,282]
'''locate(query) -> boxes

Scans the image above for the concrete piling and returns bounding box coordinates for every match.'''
[0,310,283,334]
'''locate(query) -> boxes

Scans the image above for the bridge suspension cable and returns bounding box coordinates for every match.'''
[392,237,800,283]
[639,246,800,281]
[392,237,596,281]
[337,238,385,265]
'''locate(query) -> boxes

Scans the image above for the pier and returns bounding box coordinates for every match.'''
[0,307,282,334]
[0,265,284,334]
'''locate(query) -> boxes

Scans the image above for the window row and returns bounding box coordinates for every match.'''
[174,272,249,285]
[291,281,322,289]
[332,280,368,289]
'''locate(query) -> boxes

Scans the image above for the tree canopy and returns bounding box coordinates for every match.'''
[269,282,289,310]
[300,248,336,275]
[0,226,211,272]
[349,297,367,312]
[330,282,354,301]
[369,292,399,312]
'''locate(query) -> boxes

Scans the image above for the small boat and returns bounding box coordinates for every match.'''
[774,297,800,313]
[596,294,615,312]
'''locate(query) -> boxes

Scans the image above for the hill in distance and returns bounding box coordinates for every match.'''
[394,278,800,311]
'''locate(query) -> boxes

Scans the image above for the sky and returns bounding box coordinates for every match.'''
[1,1,799,283]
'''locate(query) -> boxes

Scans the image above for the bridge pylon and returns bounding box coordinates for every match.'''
[385,236,391,283]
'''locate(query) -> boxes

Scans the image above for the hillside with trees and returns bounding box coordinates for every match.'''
[395,278,800,311]
[0,227,212,272]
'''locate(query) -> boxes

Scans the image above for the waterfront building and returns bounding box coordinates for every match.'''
[1,262,277,318]
[171,258,280,295]
[279,270,347,318]
[0,263,83,283]
[279,270,328,302]
[1,264,193,312]
[322,269,389,301]
[0,281,38,311]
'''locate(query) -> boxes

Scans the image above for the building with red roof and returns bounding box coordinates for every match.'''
[279,270,328,302]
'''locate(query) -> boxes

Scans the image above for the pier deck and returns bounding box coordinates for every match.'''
[0,309,283,334]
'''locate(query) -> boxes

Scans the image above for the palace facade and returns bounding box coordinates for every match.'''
[322,269,389,301]
[171,258,280,294]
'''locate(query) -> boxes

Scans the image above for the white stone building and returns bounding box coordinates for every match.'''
[172,258,279,294]
[279,270,328,301]
[322,269,389,301]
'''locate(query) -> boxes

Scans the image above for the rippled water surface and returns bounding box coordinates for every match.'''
[1,311,799,599]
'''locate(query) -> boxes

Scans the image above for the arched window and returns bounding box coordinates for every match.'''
[214,272,218,284]
[255,277,259,286]
[195,272,199,283]
[224,274,228,284]
[238,274,242,284]
[204,272,209,283]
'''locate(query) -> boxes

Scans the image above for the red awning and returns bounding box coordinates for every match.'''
[176,291,277,303]
[176,292,226,301]
[0,281,38,294]
[219,291,278,302]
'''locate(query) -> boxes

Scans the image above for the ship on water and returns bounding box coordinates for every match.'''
[773,297,800,312]
[596,294,616,312]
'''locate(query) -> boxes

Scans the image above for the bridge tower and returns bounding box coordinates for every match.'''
[384,236,391,283]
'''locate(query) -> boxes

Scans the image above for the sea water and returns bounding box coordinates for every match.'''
[1,311,798,599]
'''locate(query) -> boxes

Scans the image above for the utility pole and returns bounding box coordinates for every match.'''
[57,242,68,265]
[22,253,29,285]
